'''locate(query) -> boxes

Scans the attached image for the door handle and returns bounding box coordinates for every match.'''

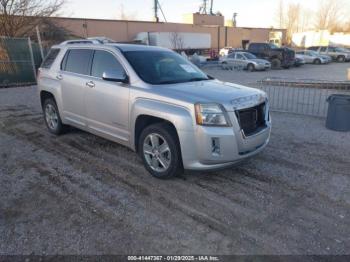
[56,74,63,80]
[86,81,95,88]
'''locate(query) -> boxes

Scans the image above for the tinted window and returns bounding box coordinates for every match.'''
[91,50,124,78]
[320,47,327,52]
[63,49,93,75]
[328,47,335,52]
[41,48,60,69]
[123,50,209,85]
[249,44,257,52]
[227,53,235,59]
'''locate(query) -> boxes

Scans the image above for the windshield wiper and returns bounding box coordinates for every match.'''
[187,77,210,82]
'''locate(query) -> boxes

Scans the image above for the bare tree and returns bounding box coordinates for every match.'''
[0,0,64,37]
[169,32,184,50]
[116,3,137,20]
[282,3,301,44]
[275,0,285,29]
[314,0,345,33]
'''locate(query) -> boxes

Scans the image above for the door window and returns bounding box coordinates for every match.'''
[62,49,93,75]
[236,54,245,59]
[91,50,125,78]
[320,47,327,52]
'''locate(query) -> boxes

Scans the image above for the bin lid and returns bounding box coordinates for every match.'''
[327,94,350,104]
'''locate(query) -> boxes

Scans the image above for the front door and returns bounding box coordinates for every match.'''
[85,49,130,143]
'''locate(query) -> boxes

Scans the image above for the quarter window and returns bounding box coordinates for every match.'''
[41,48,60,69]
[62,49,93,75]
[91,50,124,78]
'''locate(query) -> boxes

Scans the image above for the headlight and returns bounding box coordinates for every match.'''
[195,103,229,126]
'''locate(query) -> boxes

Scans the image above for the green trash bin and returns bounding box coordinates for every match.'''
[326,94,350,131]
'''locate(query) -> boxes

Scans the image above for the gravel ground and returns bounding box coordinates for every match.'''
[1,86,350,255]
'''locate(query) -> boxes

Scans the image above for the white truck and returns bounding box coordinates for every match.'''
[135,32,211,51]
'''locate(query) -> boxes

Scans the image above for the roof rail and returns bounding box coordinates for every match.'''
[59,37,116,45]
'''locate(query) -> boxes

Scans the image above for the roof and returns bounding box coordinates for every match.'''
[56,41,171,52]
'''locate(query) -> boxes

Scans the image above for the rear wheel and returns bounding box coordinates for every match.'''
[139,123,183,178]
[271,58,281,69]
[43,98,67,135]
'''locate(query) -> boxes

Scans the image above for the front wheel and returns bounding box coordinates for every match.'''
[314,58,321,65]
[337,56,345,62]
[271,58,281,69]
[139,123,183,178]
[247,63,255,72]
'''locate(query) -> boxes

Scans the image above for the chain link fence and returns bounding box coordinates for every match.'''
[0,37,43,87]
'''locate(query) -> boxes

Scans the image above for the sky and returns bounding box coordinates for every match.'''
[63,0,321,28]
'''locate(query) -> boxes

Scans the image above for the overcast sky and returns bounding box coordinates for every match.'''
[63,0,322,28]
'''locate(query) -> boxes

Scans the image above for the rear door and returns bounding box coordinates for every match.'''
[60,49,93,127]
[85,49,130,143]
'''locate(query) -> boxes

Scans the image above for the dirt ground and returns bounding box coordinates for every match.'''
[1,86,350,255]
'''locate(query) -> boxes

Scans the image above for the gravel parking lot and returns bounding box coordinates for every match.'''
[1,84,350,255]
[204,62,350,85]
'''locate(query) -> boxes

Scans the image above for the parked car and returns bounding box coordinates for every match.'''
[38,42,271,178]
[296,50,331,64]
[248,43,295,69]
[294,54,306,67]
[307,46,350,62]
[220,51,271,71]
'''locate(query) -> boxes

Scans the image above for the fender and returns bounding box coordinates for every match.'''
[129,98,194,151]
[38,77,64,117]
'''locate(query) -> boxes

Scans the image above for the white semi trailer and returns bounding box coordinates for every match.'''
[135,32,211,51]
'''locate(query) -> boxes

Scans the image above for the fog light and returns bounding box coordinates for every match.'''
[211,138,220,156]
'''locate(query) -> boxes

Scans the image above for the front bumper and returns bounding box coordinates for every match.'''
[179,104,271,171]
[255,63,271,70]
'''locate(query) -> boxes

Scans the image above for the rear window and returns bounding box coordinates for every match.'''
[41,48,60,69]
[62,49,93,75]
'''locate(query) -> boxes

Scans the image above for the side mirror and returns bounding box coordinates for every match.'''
[102,70,129,83]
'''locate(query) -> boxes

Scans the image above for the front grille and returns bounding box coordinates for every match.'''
[236,103,266,136]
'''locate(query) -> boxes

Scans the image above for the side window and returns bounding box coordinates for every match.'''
[228,53,235,59]
[41,48,60,69]
[249,44,257,52]
[91,50,124,78]
[328,47,335,52]
[62,49,93,75]
[320,47,327,52]
[236,54,244,59]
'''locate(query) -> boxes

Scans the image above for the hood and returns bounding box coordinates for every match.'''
[251,58,270,64]
[153,80,266,111]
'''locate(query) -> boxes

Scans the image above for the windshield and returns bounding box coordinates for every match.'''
[243,53,257,59]
[269,43,279,49]
[123,50,209,85]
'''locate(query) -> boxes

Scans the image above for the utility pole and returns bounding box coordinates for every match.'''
[154,0,159,22]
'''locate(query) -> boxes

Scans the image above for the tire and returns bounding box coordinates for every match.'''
[314,58,321,65]
[138,123,183,178]
[247,63,255,72]
[337,56,345,62]
[43,98,67,135]
[271,58,281,69]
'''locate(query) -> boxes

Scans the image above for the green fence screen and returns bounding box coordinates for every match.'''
[0,37,43,87]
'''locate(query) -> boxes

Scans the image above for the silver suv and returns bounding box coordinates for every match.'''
[38,42,271,178]
[308,46,350,62]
